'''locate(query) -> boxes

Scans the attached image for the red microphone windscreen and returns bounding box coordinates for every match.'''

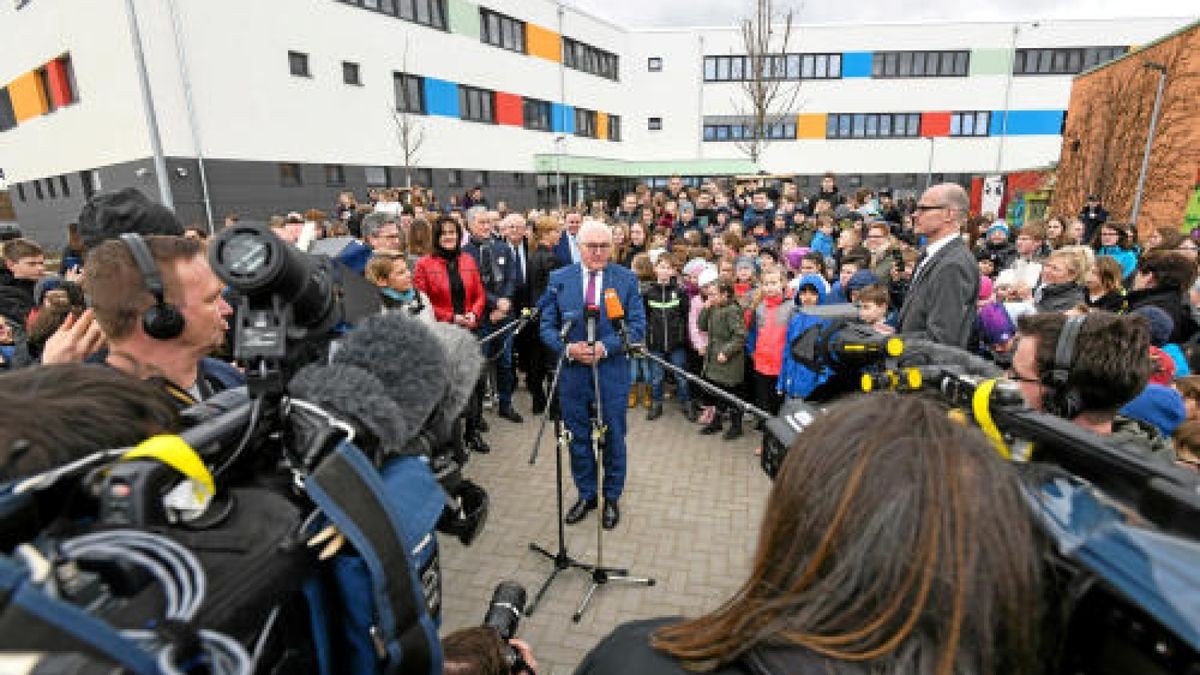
[604,288,625,320]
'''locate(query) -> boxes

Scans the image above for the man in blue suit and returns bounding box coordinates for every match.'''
[553,210,583,266]
[539,219,646,529]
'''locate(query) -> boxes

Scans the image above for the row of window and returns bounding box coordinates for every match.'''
[276,163,527,189]
[872,50,970,78]
[336,0,447,30]
[480,8,525,54]
[563,37,620,81]
[12,170,100,203]
[1014,46,1127,75]
[703,122,798,142]
[703,53,842,82]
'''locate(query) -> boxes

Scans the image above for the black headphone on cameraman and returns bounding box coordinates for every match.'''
[1041,314,1086,419]
[119,233,186,340]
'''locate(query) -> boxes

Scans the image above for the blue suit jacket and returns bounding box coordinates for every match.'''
[538,263,646,371]
[553,233,578,267]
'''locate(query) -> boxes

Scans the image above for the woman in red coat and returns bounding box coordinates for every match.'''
[413,215,490,451]
[413,216,486,329]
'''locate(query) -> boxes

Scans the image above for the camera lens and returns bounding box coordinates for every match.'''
[482,581,526,640]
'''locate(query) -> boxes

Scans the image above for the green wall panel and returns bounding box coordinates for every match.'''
[970,48,1011,76]
[447,0,480,40]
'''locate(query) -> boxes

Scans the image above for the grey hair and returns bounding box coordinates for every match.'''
[465,205,487,225]
[577,219,613,244]
[360,212,395,239]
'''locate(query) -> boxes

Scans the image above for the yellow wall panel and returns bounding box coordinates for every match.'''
[9,71,48,123]
[596,112,608,140]
[797,113,826,139]
[526,23,562,63]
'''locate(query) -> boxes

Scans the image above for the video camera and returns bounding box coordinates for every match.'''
[1,225,490,674]
[760,336,1200,674]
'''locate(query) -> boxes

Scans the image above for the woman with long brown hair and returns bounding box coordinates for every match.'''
[577,393,1044,675]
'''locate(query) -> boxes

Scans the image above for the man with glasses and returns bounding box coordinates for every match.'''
[361,213,403,253]
[896,183,979,349]
[539,220,646,530]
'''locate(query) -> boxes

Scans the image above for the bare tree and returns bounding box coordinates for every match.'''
[1053,34,1199,231]
[390,45,425,189]
[732,0,802,166]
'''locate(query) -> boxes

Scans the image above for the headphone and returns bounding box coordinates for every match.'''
[1041,314,1086,419]
[119,233,186,340]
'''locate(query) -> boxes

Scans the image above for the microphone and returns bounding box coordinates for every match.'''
[559,315,577,343]
[604,288,632,354]
[287,363,410,455]
[585,305,600,346]
[897,338,1003,379]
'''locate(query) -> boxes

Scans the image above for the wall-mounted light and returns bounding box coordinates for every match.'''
[175,166,189,178]
[135,167,150,178]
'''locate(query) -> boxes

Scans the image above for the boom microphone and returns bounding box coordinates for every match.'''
[332,313,450,440]
[287,363,411,454]
[604,288,633,353]
[897,338,1003,379]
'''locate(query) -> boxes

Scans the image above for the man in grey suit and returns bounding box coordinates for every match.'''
[898,183,980,349]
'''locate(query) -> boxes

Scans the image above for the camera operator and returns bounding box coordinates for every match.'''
[82,235,243,408]
[442,628,537,675]
[1010,311,1175,463]
[576,394,1043,674]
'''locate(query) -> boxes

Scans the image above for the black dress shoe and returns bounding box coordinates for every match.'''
[646,402,663,421]
[565,498,597,525]
[464,430,490,454]
[498,406,524,423]
[602,501,620,530]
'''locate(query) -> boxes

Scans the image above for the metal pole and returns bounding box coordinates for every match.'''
[124,0,174,209]
[925,137,935,189]
[166,0,214,232]
[994,23,1019,173]
[1130,63,1167,229]
[555,2,566,210]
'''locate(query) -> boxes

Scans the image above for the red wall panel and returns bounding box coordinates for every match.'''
[495,92,523,127]
[921,111,951,137]
[46,57,75,108]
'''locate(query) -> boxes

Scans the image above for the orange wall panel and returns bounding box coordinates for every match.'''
[9,71,48,123]
[596,112,608,140]
[921,111,951,137]
[797,113,826,139]
[526,24,562,63]
[495,91,523,127]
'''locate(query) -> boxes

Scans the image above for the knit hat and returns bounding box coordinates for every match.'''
[1119,384,1186,437]
[697,265,719,288]
[979,276,994,301]
[978,302,1016,346]
[683,257,709,278]
[846,270,879,294]
[1131,306,1174,347]
[986,222,1010,238]
[1148,346,1177,385]
[77,187,184,249]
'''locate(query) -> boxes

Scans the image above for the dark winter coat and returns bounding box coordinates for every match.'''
[1035,282,1086,313]
[1127,286,1194,343]
[699,299,746,386]
[0,268,35,325]
[643,281,690,353]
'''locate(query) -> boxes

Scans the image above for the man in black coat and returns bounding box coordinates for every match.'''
[1079,194,1109,243]
[897,183,980,349]
[0,238,45,325]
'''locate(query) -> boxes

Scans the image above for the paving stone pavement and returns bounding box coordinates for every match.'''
[438,391,772,675]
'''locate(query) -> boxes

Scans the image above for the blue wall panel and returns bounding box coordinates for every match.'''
[551,102,575,134]
[424,77,460,118]
[990,109,1064,136]
[841,52,873,78]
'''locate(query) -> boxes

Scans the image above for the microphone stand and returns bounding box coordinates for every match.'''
[526,321,595,616]
[633,345,772,421]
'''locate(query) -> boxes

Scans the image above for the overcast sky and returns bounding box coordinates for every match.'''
[567,0,1197,27]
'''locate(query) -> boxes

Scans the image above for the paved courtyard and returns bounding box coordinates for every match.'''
[438,390,773,674]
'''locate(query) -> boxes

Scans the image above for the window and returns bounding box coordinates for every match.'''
[702,120,794,142]
[288,51,310,77]
[366,166,391,186]
[458,85,495,123]
[607,114,621,142]
[575,108,598,138]
[827,113,921,139]
[523,98,552,131]
[15,183,24,202]
[950,111,990,137]
[447,170,461,188]
[648,57,662,72]
[33,180,43,200]
[480,9,525,53]
[342,61,362,85]
[648,117,662,131]
[80,169,100,198]
[393,73,424,113]
[562,37,619,81]
[325,164,346,185]
[474,171,489,187]
[872,50,969,78]
[279,163,303,187]
[44,177,56,199]
[393,0,447,29]
[512,173,526,187]
[414,168,432,187]
[703,53,840,81]
[1014,46,1127,75]
[59,175,70,197]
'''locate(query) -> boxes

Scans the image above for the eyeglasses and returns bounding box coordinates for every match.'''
[1005,369,1041,386]
[913,204,951,212]
[581,243,612,251]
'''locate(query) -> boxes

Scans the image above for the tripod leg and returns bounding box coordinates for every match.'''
[572,582,600,623]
